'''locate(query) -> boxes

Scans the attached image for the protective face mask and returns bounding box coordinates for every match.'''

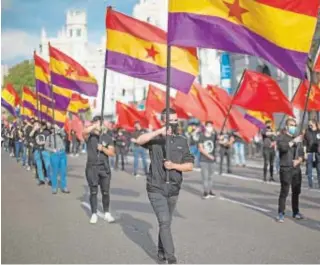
[288,126,297,135]
[206,127,213,133]
[169,123,179,134]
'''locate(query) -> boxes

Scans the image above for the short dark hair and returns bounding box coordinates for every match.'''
[92,115,102,123]
[286,118,296,126]
[205,121,213,126]
[160,108,176,121]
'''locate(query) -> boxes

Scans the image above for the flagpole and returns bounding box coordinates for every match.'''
[34,51,42,122]
[220,69,246,134]
[165,45,172,184]
[299,67,313,134]
[277,79,302,130]
[48,42,56,149]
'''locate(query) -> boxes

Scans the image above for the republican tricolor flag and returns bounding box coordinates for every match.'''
[1,83,20,116]
[168,0,319,79]
[105,7,199,94]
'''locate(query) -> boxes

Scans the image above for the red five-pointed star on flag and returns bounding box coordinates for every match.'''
[65,66,75,77]
[223,0,248,24]
[145,45,159,61]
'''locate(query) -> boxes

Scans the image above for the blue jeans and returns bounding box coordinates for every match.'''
[50,151,67,191]
[307,153,320,188]
[34,150,45,182]
[42,150,52,181]
[21,143,27,166]
[190,145,200,167]
[234,142,246,165]
[133,146,148,175]
[15,141,23,161]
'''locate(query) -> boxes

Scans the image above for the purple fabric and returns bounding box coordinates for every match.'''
[1,99,16,116]
[105,50,196,94]
[168,13,308,79]
[244,114,267,129]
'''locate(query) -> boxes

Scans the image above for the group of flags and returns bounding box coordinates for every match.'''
[2,44,96,127]
[2,1,320,138]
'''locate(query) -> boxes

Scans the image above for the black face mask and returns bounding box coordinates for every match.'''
[266,126,271,129]
[169,123,179,134]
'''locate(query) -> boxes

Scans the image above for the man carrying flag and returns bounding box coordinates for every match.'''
[135,108,194,264]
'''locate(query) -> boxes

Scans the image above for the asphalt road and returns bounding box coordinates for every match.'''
[2,152,320,264]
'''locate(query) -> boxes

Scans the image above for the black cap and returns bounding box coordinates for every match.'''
[92,115,102,123]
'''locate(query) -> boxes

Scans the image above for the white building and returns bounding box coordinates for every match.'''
[1,64,9,87]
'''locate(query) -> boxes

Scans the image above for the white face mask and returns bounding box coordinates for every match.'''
[206,126,213,133]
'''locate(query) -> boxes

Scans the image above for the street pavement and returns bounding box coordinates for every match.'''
[2,152,320,264]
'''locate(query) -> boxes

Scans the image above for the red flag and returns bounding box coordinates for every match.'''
[233,70,294,116]
[175,84,207,121]
[71,114,84,141]
[207,85,232,106]
[146,84,189,119]
[116,101,149,129]
[314,46,320,72]
[292,80,320,111]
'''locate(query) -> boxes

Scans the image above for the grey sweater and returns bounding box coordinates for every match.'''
[45,129,66,152]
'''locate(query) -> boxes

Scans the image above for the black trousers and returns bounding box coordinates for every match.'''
[263,148,275,180]
[278,167,302,215]
[219,147,231,174]
[115,146,125,170]
[85,164,111,214]
[148,192,178,263]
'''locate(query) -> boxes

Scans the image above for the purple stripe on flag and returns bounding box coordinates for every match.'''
[51,72,98,97]
[244,114,267,130]
[1,99,16,116]
[22,101,37,112]
[168,13,308,79]
[106,50,195,94]
[36,79,71,111]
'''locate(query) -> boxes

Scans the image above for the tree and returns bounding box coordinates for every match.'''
[2,60,35,96]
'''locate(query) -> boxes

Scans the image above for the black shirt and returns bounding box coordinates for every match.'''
[219,132,232,149]
[115,133,127,148]
[261,128,276,148]
[304,129,320,153]
[132,129,147,147]
[277,133,304,168]
[199,133,217,163]
[86,132,114,166]
[33,130,47,150]
[143,135,194,196]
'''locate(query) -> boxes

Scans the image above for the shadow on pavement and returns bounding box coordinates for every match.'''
[220,193,320,233]
[118,213,158,263]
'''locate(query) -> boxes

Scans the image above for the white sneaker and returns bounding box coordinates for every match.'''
[104,212,115,223]
[90,213,98,224]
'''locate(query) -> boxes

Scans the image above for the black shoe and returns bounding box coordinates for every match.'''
[227,170,232,174]
[157,252,166,264]
[48,181,52,186]
[209,191,216,198]
[61,189,70,194]
[38,181,45,186]
[202,192,210,199]
[269,177,275,182]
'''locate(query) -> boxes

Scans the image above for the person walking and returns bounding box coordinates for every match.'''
[276,118,304,222]
[114,128,127,171]
[303,119,320,188]
[135,108,194,264]
[131,121,149,178]
[45,125,69,194]
[261,120,276,181]
[218,128,234,175]
[198,121,217,199]
[83,116,116,224]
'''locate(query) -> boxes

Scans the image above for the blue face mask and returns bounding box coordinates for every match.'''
[288,126,296,135]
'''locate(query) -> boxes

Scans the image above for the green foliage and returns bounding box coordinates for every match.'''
[2,60,35,96]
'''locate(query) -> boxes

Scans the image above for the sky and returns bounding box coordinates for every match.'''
[1,0,139,66]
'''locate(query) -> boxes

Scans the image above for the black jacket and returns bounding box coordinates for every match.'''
[143,135,194,196]
[303,129,320,153]
[277,133,304,168]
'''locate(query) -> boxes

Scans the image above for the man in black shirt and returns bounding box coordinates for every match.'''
[131,121,148,177]
[114,128,127,171]
[303,119,320,188]
[136,108,194,264]
[277,118,304,223]
[261,120,277,181]
[218,128,234,175]
[198,121,217,199]
[83,116,116,224]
